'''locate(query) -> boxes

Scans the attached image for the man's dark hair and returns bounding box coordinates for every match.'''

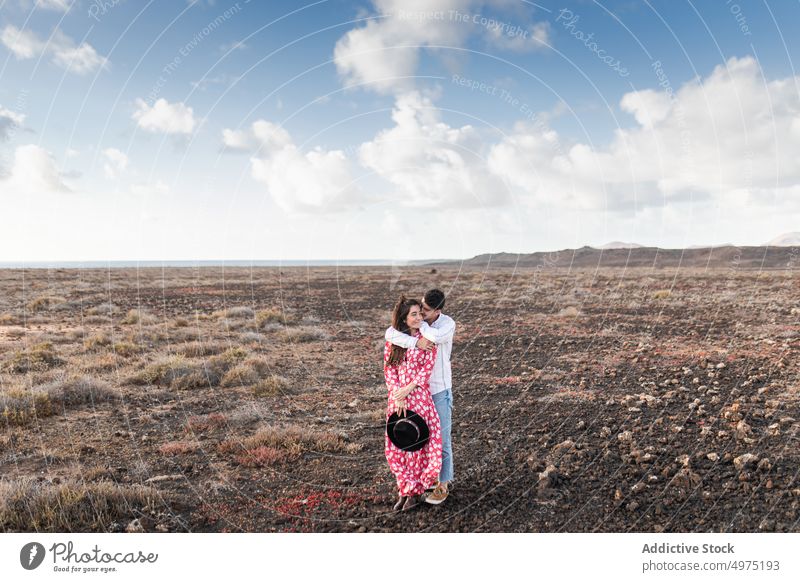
[424,289,445,311]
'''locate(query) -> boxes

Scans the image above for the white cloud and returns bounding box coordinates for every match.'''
[1,25,45,59]
[0,105,25,140]
[0,144,69,193]
[133,98,197,135]
[50,30,109,74]
[359,90,507,207]
[485,21,550,52]
[0,25,108,74]
[619,89,672,129]
[38,0,70,10]
[487,56,800,213]
[102,148,128,179]
[222,120,292,152]
[225,120,362,212]
[334,0,550,94]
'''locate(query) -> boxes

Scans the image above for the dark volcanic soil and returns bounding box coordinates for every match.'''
[1,266,798,532]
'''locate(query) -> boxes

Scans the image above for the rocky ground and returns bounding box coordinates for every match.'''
[0,265,798,532]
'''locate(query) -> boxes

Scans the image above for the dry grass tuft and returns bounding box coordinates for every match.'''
[184,413,227,433]
[215,306,255,319]
[1,376,119,426]
[178,341,227,358]
[111,342,139,357]
[653,289,672,300]
[83,332,112,351]
[158,440,200,455]
[219,425,357,463]
[2,342,64,374]
[220,356,271,388]
[278,326,330,343]
[121,309,157,325]
[0,477,160,532]
[27,295,66,312]
[86,303,117,316]
[253,374,290,397]
[255,308,297,327]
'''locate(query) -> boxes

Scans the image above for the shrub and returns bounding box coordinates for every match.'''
[111,342,139,357]
[0,389,53,426]
[121,309,157,325]
[37,376,120,407]
[220,357,271,388]
[159,441,200,455]
[235,446,292,467]
[27,296,66,312]
[220,424,352,457]
[215,306,255,319]
[653,289,672,300]
[3,343,64,374]
[0,313,20,325]
[255,308,286,327]
[253,375,290,397]
[279,326,330,343]
[178,341,226,357]
[83,332,112,351]
[172,317,189,328]
[0,478,160,532]
[184,413,227,433]
[129,355,194,386]
[86,303,117,316]
[240,332,264,343]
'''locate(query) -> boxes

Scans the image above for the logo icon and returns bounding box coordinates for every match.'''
[20,542,46,570]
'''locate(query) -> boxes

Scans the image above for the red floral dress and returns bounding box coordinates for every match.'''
[384,335,442,496]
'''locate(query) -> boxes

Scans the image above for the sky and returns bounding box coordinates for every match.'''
[0,0,799,261]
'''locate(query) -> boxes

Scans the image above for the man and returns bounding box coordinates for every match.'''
[385,288,455,504]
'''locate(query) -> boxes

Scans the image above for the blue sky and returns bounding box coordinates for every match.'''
[1,0,799,261]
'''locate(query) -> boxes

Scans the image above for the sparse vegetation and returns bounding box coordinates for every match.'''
[256,308,291,327]
[159,440,200,455]
[27,295,66,312]
[220,356,271,387]
[653,289,672,300]
[279,326,330,343]
[253,374,290,397]
[215,306,255,319]
[0,478,160,532]
[83,332,112,350]
[2,342,64,374]
[121,309,157,325]
[1,376,119,426]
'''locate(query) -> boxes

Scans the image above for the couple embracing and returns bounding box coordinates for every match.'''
[383,289,455,512]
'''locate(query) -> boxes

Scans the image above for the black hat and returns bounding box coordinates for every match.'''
[386,410,430,452]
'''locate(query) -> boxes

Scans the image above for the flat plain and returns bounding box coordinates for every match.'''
[0,265,797,532]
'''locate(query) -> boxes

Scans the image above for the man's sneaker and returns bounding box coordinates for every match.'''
[424,482,449,505]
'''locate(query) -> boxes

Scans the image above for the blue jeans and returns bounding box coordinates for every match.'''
[432,389,453,483]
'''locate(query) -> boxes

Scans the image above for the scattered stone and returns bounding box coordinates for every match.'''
[735,420,752,440]
[706,453,719,462]
[617,430,633,443]
[631,482,646,494]
[126,519,145,533]
[538,464,564,491]
[733,453,759,471]
[670,467,702,490]
[757,458,772,472]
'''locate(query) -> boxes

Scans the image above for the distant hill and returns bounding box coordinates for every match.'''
[765,232,800,247]
[431,245,799,270]
[594,241,645,249]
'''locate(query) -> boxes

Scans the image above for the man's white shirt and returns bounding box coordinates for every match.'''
[385,314,455,395]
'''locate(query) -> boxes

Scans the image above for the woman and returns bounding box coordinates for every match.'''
[384,295,442,511]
